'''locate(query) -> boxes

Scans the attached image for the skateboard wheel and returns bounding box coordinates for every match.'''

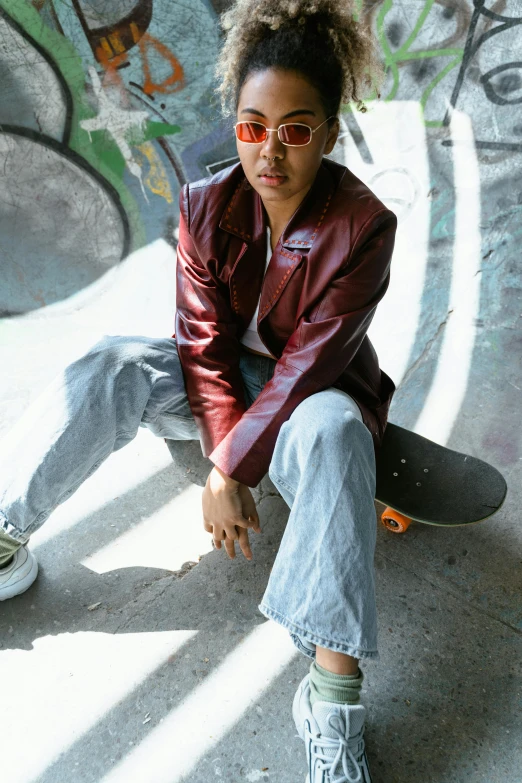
[381,507,412,534]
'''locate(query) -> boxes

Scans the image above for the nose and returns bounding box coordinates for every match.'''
[261,128,285,158]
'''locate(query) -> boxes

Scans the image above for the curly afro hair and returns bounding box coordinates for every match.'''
[214,0,386,121]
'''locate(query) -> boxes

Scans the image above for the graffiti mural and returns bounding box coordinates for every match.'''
[0,0,226,313]
[0,1,520,475]
[443,0,522,152]
[372,0,469,127]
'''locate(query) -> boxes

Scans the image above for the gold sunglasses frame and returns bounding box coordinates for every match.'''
[234,116,336,147]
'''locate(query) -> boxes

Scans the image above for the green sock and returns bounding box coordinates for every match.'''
[309,660,364,707]
[0,530,22,568]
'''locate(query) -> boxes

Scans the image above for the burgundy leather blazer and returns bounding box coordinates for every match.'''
[172,157,397,487]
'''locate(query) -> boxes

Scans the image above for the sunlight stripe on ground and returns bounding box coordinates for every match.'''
[414,108,481,444]
[99,621,299,783]
[29,429,173,552]
[82,483,214,573]
[2,631,196,783]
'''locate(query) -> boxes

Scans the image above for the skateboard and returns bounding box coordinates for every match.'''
[375,423,508,534]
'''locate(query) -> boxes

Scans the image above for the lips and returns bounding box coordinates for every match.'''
[259,168,287,178]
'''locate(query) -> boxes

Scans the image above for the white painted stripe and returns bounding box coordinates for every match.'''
[414,108,481,443]
[340,101,430,386]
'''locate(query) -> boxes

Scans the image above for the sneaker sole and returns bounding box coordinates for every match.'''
[0,555,38,600]
[292,678,308,741]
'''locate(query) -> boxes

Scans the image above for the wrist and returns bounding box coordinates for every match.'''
[212,464,240,487]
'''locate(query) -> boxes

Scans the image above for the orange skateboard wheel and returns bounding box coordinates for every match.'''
[381,507,412,533]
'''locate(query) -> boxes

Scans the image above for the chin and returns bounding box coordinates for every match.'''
[261,189,293,200]
[255,180,295,196]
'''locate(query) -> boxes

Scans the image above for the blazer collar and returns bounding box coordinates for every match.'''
[218,159,336,251]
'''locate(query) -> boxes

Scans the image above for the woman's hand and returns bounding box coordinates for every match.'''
[202,466,261,561]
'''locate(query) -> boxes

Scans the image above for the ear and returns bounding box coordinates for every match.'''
[324,118,340,155]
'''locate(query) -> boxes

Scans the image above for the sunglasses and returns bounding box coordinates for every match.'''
[234,116,336,147]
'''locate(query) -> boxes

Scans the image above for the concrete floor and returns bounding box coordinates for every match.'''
[1,214,521,783]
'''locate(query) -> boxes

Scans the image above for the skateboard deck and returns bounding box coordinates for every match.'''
[375,423,508,533]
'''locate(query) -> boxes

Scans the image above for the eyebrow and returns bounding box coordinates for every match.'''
[240,108,316,119]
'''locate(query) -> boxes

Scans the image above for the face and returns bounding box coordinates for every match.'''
[235,68,339,217]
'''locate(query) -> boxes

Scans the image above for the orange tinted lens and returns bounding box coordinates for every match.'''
[279,124,311,145]
[236,122,266,143]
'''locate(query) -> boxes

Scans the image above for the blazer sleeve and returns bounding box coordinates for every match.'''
[174,183,248,457]
[208,207,398,487]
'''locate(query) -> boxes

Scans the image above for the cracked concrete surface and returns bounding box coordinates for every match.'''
[399,310,454,388]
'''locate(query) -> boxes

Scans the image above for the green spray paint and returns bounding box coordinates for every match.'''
[1,0,181,250]
[376,0,464,127]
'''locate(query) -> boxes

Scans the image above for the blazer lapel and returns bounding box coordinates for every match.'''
[219,160,336,323]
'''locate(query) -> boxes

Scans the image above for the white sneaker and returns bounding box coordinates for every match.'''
[0,546,38,600]
[293,674,372,782]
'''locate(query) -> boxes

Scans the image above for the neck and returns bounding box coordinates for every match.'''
[262,181,313,235]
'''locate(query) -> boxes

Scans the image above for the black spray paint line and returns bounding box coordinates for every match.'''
[442,0,522,149]
[0,7,74,146]
[0,124,132,261]
[70,0,153,61]
[442,140,522,152]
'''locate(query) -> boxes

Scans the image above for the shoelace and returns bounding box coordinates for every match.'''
[304,713,365,783]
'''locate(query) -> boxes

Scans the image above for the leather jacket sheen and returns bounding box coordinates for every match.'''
[172,157,398,487]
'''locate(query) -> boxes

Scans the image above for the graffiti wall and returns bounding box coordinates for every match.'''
[0,2,520,468]
[0,0,519,309]
[0,0,230,314]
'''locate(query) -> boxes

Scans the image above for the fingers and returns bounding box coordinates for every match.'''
[222,528,252,561]
[237,526,252,561]
[209,521,224,550]
[206,520,221,550]
[248,514,262,534]
[233,516,261,532]
[224,536,236,559]
[211,524,228,552]
[205,517,260,561]
[204,510,260,536]
[211,527,253,561]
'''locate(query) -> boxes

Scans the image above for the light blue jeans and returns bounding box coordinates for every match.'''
[0,335,379,660]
